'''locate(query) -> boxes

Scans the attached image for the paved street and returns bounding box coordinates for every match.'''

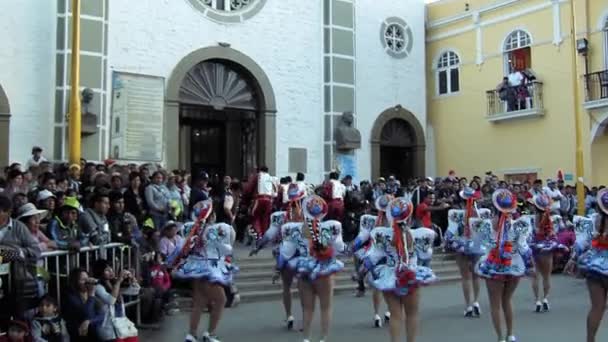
[142,275,607,341]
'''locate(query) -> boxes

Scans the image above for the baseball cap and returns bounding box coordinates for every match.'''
[37,190,56,202]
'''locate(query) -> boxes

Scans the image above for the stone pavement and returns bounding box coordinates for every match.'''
[142,275,607,342]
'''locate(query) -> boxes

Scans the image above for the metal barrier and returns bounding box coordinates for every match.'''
[1,243,142,325]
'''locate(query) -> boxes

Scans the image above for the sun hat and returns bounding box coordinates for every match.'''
[386,197,414,224]
[287,183,305,202]
[459,186,476,200]
[531,193,552,211]
[597,188,608,215]
[16,203,47,219]
[492,189,517,214]
[36,190,56,202]
[375,194,393,212]
[302,195,328,221]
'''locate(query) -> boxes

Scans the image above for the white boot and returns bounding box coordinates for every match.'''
[374,314,382,328]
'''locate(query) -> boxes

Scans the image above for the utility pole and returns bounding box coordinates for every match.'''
[568,0,586,215]
[68,0,82,165]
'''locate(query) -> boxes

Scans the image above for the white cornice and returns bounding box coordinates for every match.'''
[427,0,519,29]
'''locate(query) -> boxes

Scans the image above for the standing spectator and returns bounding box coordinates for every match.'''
[2,170,27,199]
[31,295,69,342]
[342,175,358,192]
[414,193,449,229]
[62,268,104,342]
[48,197,86,251]
[189,172,210,211]
[25,147,47,171]
[110,174,124,194]
[124,172,146,224]
[67,164,81,195]
[79,192,111,246]
[139,165,151,188]
[386,175,401,195]
[145,171,169,230]
[0,195,41,319]
[177,173,191,215]
[543,179,562,214]
[166,173,184,221]
[107,191,139,245]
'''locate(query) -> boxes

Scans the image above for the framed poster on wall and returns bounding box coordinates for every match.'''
[110,72,165,161]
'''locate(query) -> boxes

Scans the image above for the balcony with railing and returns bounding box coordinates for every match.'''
[583,70,608,110]
[486,81,544,122]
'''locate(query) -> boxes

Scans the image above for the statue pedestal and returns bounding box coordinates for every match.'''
[335,152,357,181]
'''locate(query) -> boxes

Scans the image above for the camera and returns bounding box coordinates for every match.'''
[85,278,98,286]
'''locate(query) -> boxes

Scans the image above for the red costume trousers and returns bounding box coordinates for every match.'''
[252,196,273,236]
[327,198,345,222]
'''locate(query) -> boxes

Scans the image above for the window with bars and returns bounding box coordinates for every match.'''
[436,51,460,95]
[504,30,532,74]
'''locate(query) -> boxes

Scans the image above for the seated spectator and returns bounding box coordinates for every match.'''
[139,219,161,256]
[0,195,41,320]
[11,193,28,218]
[159,221,183,260]
[107,191,139,245]
[62,268,104,342]
[16,203,57,297]
[92,259,139,342]
[31,295,69,342]
[48,197,87,251]
[79,192,111,246]
[36,190,56,227]
[0,319,31,342]
[66,164,81,195]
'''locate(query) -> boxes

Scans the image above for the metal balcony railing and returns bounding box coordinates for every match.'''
[584,70,608,103]
[486,81,544,121]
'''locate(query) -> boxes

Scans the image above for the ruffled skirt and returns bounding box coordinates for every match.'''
[475,251,533,280]
[366,263,437,297]
[444,234,484,257]
[578,248,608,277]
[530,236,569,255]
[296,257,344,281]
[172,255,238,286]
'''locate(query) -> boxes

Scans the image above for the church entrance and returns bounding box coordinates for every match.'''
[178,59,261,179]
[371,106,425,183]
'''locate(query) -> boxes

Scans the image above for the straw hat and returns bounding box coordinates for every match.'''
[16,203,47,219]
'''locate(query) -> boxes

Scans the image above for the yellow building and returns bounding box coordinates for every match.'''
[426,0,608,185]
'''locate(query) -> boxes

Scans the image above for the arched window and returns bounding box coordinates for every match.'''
[436,51,460,95]
[503,30,532,74]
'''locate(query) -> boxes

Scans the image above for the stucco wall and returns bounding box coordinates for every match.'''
[0,0,55,164]
[107,0,324,182]
[355,0,428,181]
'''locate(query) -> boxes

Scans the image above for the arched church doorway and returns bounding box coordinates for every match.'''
[371,106,425,183]
[0,84,10,167]
[165,46,277,178]
[178,59,261,179]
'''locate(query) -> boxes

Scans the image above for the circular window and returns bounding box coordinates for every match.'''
[188,0,267,23]
[380,18,413,59]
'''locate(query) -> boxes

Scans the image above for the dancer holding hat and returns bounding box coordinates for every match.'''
[473,189,534,342]
[360,197,436,342]
[529,193,568,313]
[296,195,346,342]
[566,188,608,342]
[168,200,237,342]
[249,183,307,330]
[352,194,393,327]
[445,186,491,317]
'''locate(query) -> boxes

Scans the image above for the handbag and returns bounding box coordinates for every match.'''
[111,302,138,339]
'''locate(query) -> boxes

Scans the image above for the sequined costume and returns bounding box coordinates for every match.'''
[573,214,608,279]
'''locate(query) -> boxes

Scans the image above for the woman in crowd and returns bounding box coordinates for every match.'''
[169,200,237,342]
[124,172,146,224]
[473,189,534,342]
[296,195,346,342]
[249,183,305,330]
[352,194,393,327]
[445,187,488,318]
[360,196,436,342]
[62,268,104,342]
[2,169,27,199]
[145,171,170,230]
[567,188,608,342]
[529,194,568,312]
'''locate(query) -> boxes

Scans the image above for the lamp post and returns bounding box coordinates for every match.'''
[68,0,81,165]
[568,0,586,215]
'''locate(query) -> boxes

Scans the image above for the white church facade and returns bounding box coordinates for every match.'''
[0,0,431,183]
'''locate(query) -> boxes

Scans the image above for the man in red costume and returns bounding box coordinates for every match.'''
[244,166,276,240]
[324,171,346,222]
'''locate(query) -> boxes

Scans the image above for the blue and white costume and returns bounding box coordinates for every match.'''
[295,220,346,281]
[254,211,289,268]
[529,214,569,254]
[473,216,534,279]
[573,214,608,279]
[353,214,378,260]
[412,227,437,267]
[361,226,437,296]
[171,222,238,286]
[445,208,491,257]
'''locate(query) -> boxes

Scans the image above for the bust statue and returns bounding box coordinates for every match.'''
[81,88,98,135]
[335,111,361,150]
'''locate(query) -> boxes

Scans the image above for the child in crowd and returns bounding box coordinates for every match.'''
[0,320,31,342]
[30,295,69,342]
[158,221,183,260]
